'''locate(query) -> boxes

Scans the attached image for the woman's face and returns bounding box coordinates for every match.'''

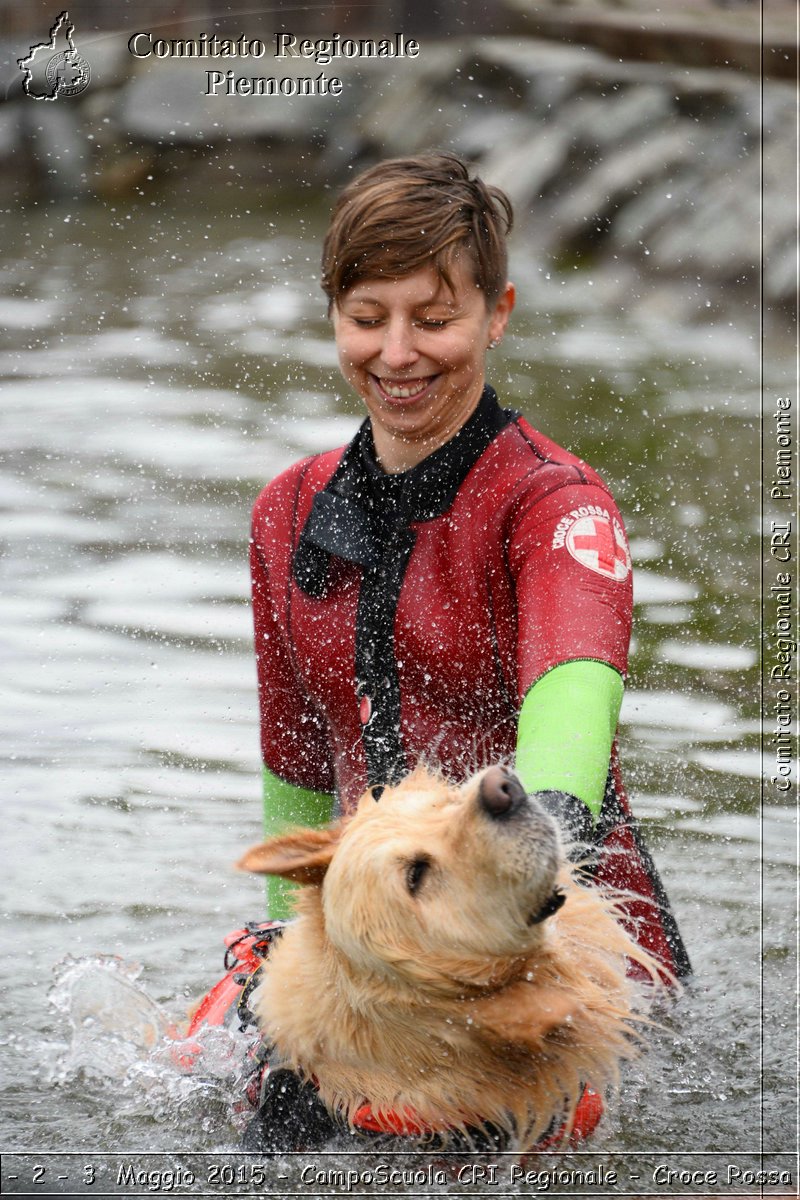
[332,260,515,473]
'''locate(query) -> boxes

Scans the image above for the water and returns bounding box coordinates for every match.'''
[0,191,794,1191]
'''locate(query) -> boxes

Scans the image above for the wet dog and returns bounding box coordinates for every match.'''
[237,765,663,1151]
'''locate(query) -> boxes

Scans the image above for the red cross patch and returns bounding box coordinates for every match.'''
[565,514,631,581]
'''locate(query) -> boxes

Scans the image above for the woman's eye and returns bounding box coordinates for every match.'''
[406,857,431,895]
[417,320,447,329]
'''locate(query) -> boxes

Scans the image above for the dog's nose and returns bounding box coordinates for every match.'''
[478,766,527,819]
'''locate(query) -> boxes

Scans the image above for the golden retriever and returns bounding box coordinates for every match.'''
[237,764,663,1150]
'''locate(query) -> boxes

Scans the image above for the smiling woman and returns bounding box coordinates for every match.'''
[249,152,690,982]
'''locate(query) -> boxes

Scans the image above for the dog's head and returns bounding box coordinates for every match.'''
[239,766,565,992]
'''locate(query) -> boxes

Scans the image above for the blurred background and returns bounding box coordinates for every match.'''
[0,0,796,1187]
[1,0,796,311]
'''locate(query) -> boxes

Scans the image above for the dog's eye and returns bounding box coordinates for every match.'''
[405,857,431,895]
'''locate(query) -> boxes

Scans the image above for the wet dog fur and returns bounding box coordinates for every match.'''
[238,765,663,1149]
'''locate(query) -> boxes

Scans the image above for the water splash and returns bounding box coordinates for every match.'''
[48,955,168,1084]
[46,956,254,1142]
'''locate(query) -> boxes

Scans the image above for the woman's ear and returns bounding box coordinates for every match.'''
[488,281,515,345]
[237,826,339,885]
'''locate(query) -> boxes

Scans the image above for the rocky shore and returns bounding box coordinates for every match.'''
[1,4,796,318]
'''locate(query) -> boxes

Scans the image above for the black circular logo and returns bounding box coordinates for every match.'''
[45,51,90,98]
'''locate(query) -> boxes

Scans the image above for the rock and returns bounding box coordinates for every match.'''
[546,127,698,253]
[116,54,367,145]
[353,44,465,156]
[449,108,537,164]
[481,125,571,211]
[610,172,700,248]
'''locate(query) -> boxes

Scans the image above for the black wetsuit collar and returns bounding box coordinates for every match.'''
[358,383,514,522]
[294,385,515,595]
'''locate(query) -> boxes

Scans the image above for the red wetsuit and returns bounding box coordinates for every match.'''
[251,386,690,977]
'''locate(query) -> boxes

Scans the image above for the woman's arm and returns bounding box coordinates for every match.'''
[262,766,334,918]
[507,475,632,846]
[515,658,623,816]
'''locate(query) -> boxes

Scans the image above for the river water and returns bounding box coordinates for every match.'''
[0,191,794,1194]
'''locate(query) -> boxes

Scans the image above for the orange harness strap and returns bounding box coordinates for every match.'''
[351,1084,604,1148]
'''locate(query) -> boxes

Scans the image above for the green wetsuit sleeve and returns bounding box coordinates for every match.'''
[514,660,624,821]
[262,766,334,920]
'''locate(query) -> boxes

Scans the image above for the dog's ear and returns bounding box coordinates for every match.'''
[237,827,339,885]
[470,981,583,1049]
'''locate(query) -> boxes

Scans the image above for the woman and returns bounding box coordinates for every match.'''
[250,152,689,978]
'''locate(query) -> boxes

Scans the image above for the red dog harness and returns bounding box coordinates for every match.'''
[348,1089,603,1149]
[180,924,604,1148]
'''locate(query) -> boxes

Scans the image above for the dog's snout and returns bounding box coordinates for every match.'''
[478,766,527,819]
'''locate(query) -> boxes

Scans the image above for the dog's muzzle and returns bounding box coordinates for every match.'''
[478,767,565,927]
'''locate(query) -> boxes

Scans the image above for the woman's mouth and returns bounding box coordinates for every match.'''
[374,376,435,402]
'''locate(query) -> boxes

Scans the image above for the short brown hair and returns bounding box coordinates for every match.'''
[321,152,513,310]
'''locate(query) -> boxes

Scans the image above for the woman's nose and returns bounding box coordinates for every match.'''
[379,319,419,370]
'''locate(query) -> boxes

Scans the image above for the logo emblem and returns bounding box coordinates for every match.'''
[18,11,91,101]
[565,514,631,581]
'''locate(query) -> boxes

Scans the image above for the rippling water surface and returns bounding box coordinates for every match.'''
[0,192,793,1190]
